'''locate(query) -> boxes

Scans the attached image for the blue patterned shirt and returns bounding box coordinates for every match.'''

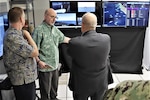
[3,27,37,85]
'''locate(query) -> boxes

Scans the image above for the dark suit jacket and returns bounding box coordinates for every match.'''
[68,30,111,96]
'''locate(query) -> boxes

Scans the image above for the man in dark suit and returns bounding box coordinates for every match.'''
[68,12,111,100]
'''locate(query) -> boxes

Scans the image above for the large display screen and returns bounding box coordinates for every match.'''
[77,2,95,12]
[51,1,76,13]
[103,1,150,27]
[103,1,127,27]
[55,13,77,26]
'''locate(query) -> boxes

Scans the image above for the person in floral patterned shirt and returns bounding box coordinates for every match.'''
[3,7,39,100]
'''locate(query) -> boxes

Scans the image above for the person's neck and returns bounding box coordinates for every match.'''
[83,29,95,33]
[11,23,22,30]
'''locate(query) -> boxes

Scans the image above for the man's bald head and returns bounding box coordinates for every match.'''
[44,8,56,15]
[82,12,97,28]
[81,12,97,33]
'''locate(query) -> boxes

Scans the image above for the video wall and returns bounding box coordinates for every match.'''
[50,0,102,26]
[50,0,150,27]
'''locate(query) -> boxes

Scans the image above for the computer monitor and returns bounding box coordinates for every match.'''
[0,16,5,57]
[77,2,95,12]
[126,1,150,27]
[103,0,150,27]
[103,1,127,27]
[50,1,76,13]
[2,13,9,30]
[77,17,82,25]
[55,13,77,26]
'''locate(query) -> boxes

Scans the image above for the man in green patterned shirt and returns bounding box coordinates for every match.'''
[32,8,70,100]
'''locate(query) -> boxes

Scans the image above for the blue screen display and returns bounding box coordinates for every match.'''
[103,1,127,27]
[0,16,5,57]
[3,13,9,29]
[0,13,8,57]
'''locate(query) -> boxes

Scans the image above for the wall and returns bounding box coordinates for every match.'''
[33,0,49,27]
[0,0,9,13]
[142,8,150,70]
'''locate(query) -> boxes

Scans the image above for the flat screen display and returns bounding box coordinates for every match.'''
[0,16,5,57]
[77,17,82,25]
[103,1,150,27]
[2,13,9,30]
[126,2,149,27]
[103,1,127,27]
[50,1,76,13]
[55,13,76,26]
[77,2,95,12]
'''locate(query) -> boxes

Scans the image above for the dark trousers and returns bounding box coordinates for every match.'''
[39,69,59,100]
[13,82,36,100]
[73,90,105,100]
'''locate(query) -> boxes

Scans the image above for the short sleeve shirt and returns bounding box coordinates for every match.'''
[3,27,37,85]
[32,22,65,72]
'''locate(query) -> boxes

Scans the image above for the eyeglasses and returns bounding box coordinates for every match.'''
[48,15,58,19]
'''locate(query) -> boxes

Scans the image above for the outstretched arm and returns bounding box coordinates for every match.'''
[63,36,71,43]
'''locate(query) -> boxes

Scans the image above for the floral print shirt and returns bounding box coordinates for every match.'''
[3,27,37,85]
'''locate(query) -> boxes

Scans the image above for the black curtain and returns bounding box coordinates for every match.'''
[59,27,146,74]
[98,27,145,74]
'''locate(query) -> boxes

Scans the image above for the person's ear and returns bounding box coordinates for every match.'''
[20,16,25,26]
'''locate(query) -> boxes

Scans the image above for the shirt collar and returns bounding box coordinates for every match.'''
[81,30,96,36]
[43,21,54,29]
